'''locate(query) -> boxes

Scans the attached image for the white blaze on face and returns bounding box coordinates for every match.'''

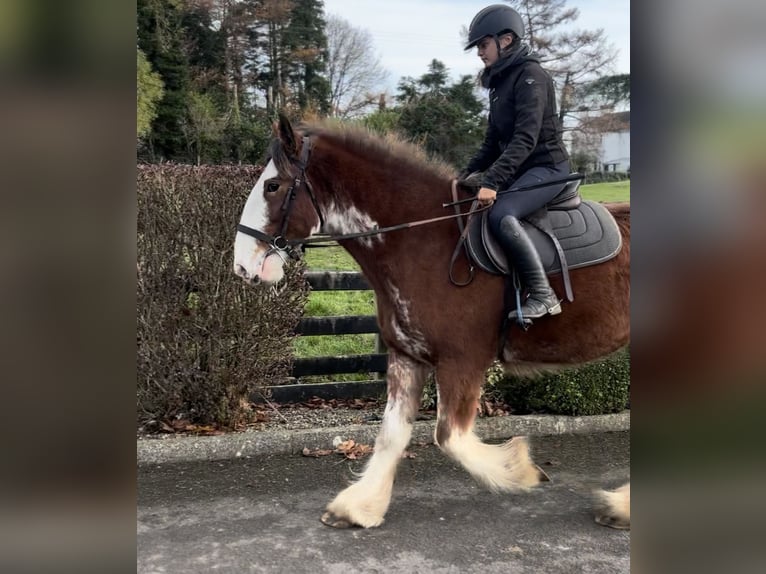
[233,160,286,284]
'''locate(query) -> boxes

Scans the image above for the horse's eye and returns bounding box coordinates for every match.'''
[266,181,280,193]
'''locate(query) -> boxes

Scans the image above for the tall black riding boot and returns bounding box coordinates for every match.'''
[497,215,562,321]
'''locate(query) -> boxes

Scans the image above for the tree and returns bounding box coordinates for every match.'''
[282,0,331,114]
[570,74,630,171]
[182,91,227,164]
[578,73,630,112]
[325,14,388,118]
[137,48,165,138]
[138,0,193,161]
[394,60,486,169]
[251,0,294,114]
[503,0,618,130]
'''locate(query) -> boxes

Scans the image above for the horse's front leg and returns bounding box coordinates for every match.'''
[321,351,427,528]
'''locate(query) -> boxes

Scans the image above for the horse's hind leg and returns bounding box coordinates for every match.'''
[434,360,547,491]
[595,481,630,529]
[321,351,427,528]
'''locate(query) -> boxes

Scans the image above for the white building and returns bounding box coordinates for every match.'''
[600,112,630,172]
[571,110,631,173]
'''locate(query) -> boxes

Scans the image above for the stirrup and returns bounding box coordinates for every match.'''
[508,296,562,321]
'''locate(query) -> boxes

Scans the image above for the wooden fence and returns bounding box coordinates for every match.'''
[261,271,388,403]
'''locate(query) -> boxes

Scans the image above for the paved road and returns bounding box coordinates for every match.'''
[138,431,629,573]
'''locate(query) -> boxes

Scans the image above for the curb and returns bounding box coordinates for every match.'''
[137,411,629,466]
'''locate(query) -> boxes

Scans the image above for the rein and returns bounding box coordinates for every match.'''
[236,136,491,258]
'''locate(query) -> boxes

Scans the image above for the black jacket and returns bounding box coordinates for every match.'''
[463,44,569,191]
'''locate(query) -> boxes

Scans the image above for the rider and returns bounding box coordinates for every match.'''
[458,4,570,321]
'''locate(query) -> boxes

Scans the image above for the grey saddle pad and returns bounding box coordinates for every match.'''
[465,200,623,276]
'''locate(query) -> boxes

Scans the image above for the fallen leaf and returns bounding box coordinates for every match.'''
[159,421,174,433]
[171,419,191,431]
[335,439,356,453]
[335,440,373,460]
[302,447,334,457]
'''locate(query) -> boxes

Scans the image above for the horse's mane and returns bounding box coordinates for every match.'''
[300,120,456,181]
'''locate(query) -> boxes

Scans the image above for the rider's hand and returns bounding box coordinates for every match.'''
[476,187,497,206]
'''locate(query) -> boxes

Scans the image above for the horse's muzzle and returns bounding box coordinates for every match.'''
[235,263,261,286]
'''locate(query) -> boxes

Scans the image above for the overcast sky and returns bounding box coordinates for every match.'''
[322,0,630,93]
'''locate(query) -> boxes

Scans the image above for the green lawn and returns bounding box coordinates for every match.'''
[579,180,630,203]
[296,179,630,361]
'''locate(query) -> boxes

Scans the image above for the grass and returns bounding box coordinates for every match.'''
[295,247,371,372]
[579,180,630,203]
[295,179,631,363]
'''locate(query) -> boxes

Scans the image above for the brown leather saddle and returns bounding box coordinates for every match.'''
[460,179,623,302]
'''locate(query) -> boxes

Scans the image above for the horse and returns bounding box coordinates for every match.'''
[233,114,631,530]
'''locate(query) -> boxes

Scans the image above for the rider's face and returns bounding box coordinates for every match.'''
[476,35,514,68]
[476,37,498,67]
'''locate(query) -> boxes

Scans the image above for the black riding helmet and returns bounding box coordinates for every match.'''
[464,4,525,51]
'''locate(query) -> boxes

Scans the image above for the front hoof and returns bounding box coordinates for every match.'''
[320,511,354,529]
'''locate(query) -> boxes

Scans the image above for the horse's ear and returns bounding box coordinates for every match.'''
[277,113,298,158]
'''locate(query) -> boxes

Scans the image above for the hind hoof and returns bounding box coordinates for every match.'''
[595,512,630,530]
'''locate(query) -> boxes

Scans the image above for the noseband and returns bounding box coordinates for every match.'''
[237,136,324,260]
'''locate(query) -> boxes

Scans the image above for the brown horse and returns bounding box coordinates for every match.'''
[234,115,631,529]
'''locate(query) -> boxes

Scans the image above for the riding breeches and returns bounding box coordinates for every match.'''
[487,160,570,235]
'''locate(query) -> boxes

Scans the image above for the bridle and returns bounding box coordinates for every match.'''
[236,135,492,263]
[236,136,324,261]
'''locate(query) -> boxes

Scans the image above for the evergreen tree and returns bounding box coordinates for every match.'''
[180,1,227,102]
[282,0,331,115]
[394,60,486,169]
[250,0,293,115]
[137,0,192,161]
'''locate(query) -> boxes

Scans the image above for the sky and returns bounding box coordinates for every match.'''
[322,0,630,94]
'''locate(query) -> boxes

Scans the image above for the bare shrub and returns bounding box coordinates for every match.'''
[137,164,309,428]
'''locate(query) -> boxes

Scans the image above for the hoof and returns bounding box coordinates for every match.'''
[594,484,630,530]
[320,511,354,529]
[320,510,376,529]
[595,513,630,530]
[320,510,384,529]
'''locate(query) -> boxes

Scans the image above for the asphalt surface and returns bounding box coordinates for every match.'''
[138,430,629,573]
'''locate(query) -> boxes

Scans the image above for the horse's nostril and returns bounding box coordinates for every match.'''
[251,276,262,286]
[236,264,249,279]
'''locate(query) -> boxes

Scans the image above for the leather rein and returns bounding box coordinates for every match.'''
[236,136,490,265]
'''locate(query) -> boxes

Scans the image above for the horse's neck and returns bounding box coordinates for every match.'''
[329,161,446,225]
[326,166,450,293]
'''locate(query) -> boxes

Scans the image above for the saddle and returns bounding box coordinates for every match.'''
[458,178,623,302]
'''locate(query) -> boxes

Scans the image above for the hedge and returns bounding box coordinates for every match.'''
[137,164,309,428]
[583,171,630,184]
[489,347,630,416]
